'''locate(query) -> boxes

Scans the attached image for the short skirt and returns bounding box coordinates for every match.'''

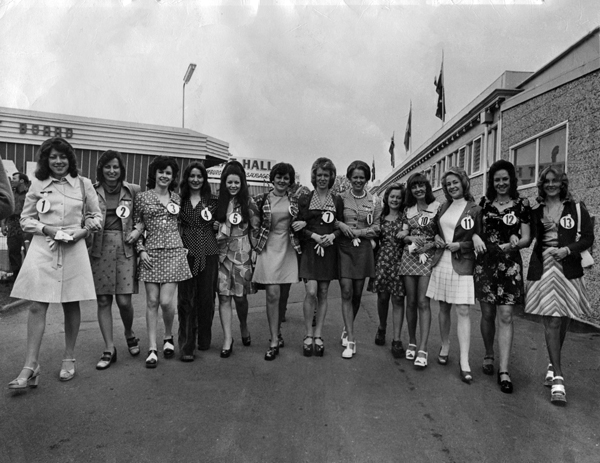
[92,231,138,295]
[338,237,375,280]
[525,248,592,319]
[11,233,97,303]
[426,250,474,305]
[299,240,338,281]
[138,247,192,284]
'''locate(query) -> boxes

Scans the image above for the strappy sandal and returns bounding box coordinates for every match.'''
[126,336,140,356]
[163,337,175,358]
[146,349,158,368]
[482,356,494,375]
[96,348,117,370]
[59,359,76,382]
[303,336,314,357]
[314,337,324,357]
[405,344,417,361]
[544,364,554,387]
[550,376,566,405]
[414,351,428,370]
[8,365,40,389]
[264,345,279,361]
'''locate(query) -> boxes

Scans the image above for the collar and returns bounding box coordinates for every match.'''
[42,174,78,189]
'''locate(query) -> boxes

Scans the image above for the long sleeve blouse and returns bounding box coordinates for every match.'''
[339,189,382,238]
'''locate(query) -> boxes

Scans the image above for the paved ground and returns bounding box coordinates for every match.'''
[1,283,599,463]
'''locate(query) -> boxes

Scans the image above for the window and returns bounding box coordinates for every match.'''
[471,138,481,173]
[431,165,436,188]
[447,153,454,168]
[512,124,567,187]
[458,147,466,170]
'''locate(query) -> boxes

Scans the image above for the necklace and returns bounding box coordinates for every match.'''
[495,198,511,206]
[350,190,366,199]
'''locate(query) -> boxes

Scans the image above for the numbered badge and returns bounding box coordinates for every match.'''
[461,216,474,230]
[366,212,373,226]
[229,212,242,225]
[116,205,130,218]
[502,213,518,226]
[560,215,574,230]
[166,203,180,215]
[36,197,51,214]
[417,215,430,227]
[200,208,213,222]
[322,211,334,224]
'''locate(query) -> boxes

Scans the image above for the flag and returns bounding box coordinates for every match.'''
[372,157,376,181]
[434,55,446,122]
[404,103,412,152]
[389,133,395,168]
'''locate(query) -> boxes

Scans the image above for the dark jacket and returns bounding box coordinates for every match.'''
[296,190,344,242]
[431,199,482,276]
[527,199,594,281]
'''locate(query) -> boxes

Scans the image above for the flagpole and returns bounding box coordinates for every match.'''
[441,49,445,125]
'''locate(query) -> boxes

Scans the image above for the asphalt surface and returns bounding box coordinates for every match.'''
[1,283,599,463]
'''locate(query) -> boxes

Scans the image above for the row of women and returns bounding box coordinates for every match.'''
[7,137,594,407]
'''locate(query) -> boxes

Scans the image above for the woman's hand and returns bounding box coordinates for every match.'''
[446,242,460,253]
[406,235,425,247]
[554,247,570,261]
[434,235,445,249]
[338,222,355,238]
[42,225,60,240]
[86,217,103,232]
[125,229,140,244]
[509,234,520,248]
[213,221,220,231]
[63,229,87,243]
[473,235,486,254]
[292,220,306,232]
[139,251,153,270]
[396,230,409,241]
[321,233,336,247]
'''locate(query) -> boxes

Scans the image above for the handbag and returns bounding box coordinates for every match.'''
[575,202,594,268]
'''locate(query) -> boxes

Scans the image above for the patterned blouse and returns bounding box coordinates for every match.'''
[179,193,219,275]
[339,189,382,238]
[478,197,531,250]
[134,190,184,252]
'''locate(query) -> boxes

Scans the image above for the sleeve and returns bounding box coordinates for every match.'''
[459,205,480,254]
[360,195,382,239]
[20,184,46,235]
[134,193,147,253]
[131,184,145,233]
[83,178,102,229]
[520,198,532,224]
[568,202,594,256]
[333,195,344,238]
[0,164,15,220]
[248,196,261,248]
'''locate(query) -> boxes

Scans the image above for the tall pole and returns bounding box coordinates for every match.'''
[182,63,197,128]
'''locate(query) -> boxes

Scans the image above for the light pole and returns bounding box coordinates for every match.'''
[182,63,197,128]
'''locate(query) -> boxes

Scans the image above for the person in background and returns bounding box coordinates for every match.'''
[524,167,594,405]
[399,173,440,365]
[426,166,481,384]
[177,162,219,362]
[473,160,531,394]
[253,162,304,361]
[214,161,258,359]
[91,151,144,370]
[297,157,343,357]
[8,137,102,390]
[371,183,409,362]
[337,160,382,359]
[0,162,14,221]
[3,172,29,282]
[134,156,192,368]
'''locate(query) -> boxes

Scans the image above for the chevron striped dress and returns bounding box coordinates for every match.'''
[525,220,592,318]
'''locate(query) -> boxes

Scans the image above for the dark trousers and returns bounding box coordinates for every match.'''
[7,234,24,280]
[177,254,218,356]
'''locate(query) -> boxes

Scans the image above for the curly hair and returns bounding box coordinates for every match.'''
[441,166,474,202]
[179,161,212,200]
[216,161,250,223]
[146,156,180,191]
[346,160,371,182]
[485,159,519,200]
[537,166,569,201]
[269,162,296,187]
[404,172,436,207]
[310,157,336,189]
[35,137,79,180]
[381,183,406,217]
[96,150,126,184]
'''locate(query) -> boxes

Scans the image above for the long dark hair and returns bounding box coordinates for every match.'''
[35,137,79,180]
[485,159,519,200]
[216,161,250,223]
[179,162,211,200]
[404,172,436,207]
[96,150,127,184]
[381,183,406,217]
[146,156,180,191]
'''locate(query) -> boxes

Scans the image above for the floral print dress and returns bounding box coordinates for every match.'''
[371,216,405,297]
[474,197,531,305]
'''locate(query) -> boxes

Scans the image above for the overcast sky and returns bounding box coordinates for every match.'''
[1,0,598,185]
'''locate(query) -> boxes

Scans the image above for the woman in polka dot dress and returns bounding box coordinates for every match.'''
[134,156,192,368]
[91,150,145,370]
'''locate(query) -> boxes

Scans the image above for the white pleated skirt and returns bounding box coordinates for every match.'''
[426,250,474,305]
